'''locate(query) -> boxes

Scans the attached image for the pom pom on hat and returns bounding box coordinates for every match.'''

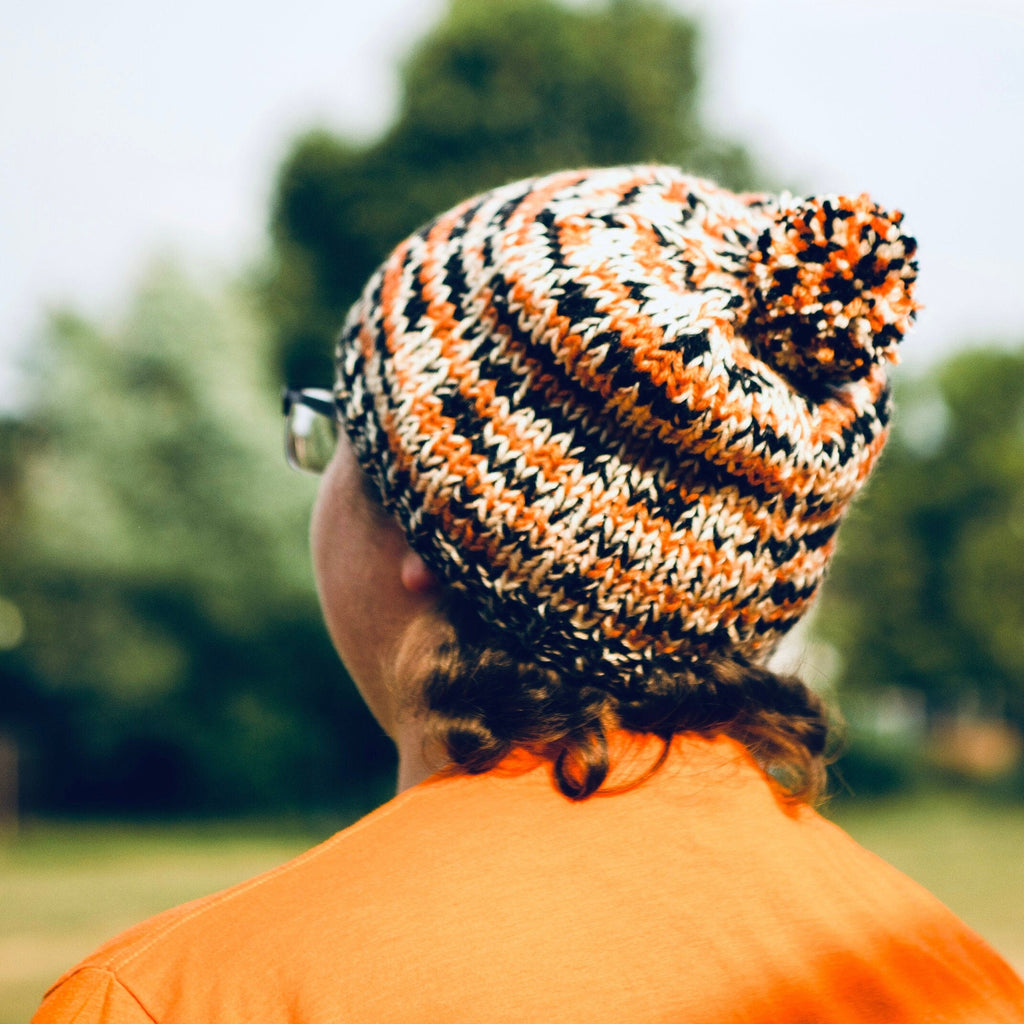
[747,194,920,393]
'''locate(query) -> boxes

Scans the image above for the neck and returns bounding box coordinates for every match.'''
[393,716,445,793]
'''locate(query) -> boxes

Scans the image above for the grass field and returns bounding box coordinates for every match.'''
[3,795,1023,1023]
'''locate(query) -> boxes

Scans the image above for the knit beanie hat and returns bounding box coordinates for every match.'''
[334,165,918,682]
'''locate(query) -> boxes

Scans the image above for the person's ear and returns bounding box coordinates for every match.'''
[399,550,439,596]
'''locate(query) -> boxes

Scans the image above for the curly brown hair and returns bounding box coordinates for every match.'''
[405,596,834,805]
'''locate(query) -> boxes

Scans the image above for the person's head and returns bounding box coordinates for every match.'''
[287,165,918,802]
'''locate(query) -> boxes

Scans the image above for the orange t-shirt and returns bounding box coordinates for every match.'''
[33,734,1024,1023]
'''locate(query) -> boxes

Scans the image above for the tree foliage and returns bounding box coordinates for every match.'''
[268,0,758,385]
[0,265,392,813]
[818,346,1024,732]
[14,0,1019,815]
[5,0,758,815]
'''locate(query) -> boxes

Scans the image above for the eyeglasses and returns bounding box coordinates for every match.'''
[282,387,339,474]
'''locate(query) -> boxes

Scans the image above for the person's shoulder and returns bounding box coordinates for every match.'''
[33,784,451,1021]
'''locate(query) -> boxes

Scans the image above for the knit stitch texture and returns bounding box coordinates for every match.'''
[334,165,918,682]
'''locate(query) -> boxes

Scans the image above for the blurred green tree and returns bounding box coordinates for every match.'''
[0,264,392,813]
[4,0,761,815]
[268,0,758,385]
[818,346,1024,735]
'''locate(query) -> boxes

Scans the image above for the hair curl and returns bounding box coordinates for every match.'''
[410,597,834,805]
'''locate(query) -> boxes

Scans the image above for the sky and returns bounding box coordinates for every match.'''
[4,0,1024,404]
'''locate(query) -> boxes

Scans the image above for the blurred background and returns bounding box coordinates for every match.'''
[3,0,1023,1015]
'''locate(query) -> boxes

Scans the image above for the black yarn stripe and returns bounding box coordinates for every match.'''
[347,176,879,558]
[520,204,891,482]
[429,216,848,560]
[367,298,825,629]
[405,464,811,667]
[344,224,653,596]
[338,178,836,664]
[346,205,849,591]
[464,211,861,528]
[353,300,777,627]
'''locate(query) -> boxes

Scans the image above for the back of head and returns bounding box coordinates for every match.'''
[333,165,919,800]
